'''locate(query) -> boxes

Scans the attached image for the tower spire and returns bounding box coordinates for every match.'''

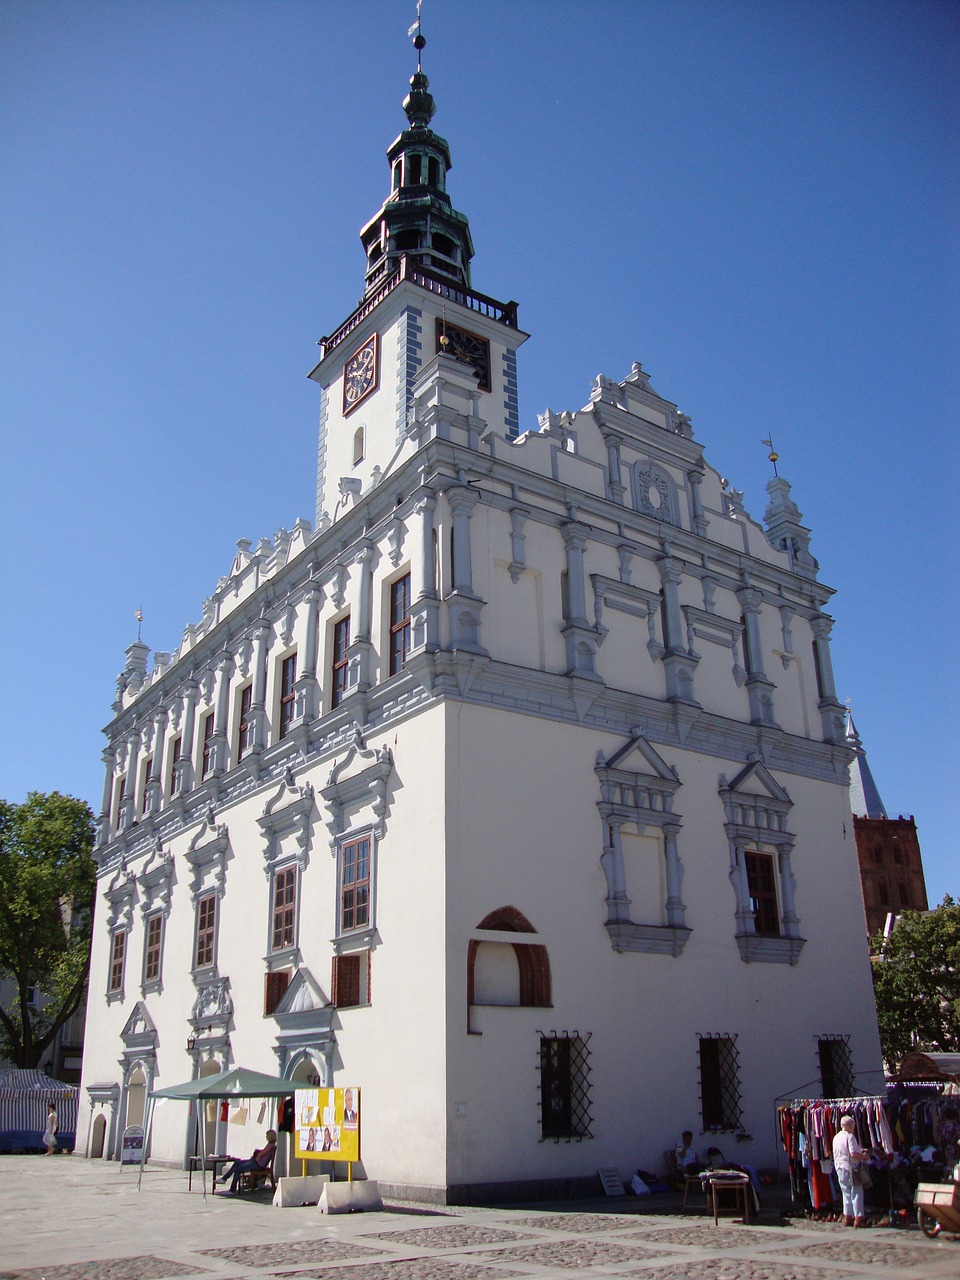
[358,8,475,296]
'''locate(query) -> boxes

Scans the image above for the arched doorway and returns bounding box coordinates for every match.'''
[278,1055,324,1178]
[90,1113,106,1159]
[126,1067,146,1130]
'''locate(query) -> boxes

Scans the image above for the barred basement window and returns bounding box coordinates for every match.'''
[817,1036,854,1099]
[698,1034,743,1131]
[538,1032,592,1142]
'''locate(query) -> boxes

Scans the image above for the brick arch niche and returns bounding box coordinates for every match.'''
[467,906,551,1025]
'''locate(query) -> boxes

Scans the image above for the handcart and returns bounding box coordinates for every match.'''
[915,1181,960,1239]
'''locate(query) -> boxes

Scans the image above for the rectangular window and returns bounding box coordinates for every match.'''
[539,1034,592,1141]
[340,836,370,933]
[108,930,127,993]
[200,711,215,781]
[238,684,254,761]
[389,574,412,675]
[169,736,182,795]
[115,776,126,828]
[818,1036,854,1099]
[143,913,163,984]
[745,850,780,936]
[279,653,297,739]
[331,615,351,708]
[332,950,370,1008]
[698,1034,743,1131]
[264,969,291,1016]
[272,866,297,952]
[195,893,216,969]
[140,758,153,813]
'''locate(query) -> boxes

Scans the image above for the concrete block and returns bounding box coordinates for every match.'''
[317,1180,383,1214]
[272,1173,330,1207]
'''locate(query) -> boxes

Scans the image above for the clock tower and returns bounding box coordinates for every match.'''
[309,29,527,530]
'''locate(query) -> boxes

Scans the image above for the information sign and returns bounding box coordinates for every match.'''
[294,1086,359,1163]
[121,1125,144,1166]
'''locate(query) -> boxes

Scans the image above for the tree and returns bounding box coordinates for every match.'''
[0,792,96,1069]
[871,895,960,1069]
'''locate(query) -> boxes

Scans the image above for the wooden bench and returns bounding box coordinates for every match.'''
[239,1149,277,1194]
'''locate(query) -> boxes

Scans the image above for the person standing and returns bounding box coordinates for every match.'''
[42,1104,57,1156]
[832,1114,868,1226]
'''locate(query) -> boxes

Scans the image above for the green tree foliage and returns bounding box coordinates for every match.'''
[871,895,960,1068]
[0,793,96,1068]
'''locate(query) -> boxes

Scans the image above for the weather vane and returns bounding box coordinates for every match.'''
[408,1,425,69]
[135,607,144,642]
[761,436,779,477]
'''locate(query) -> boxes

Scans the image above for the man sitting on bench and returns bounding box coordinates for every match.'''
[220,1129,277,1194]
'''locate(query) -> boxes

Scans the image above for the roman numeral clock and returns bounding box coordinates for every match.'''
[342,333,379,415]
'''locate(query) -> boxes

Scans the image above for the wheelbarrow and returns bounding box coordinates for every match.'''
[915,1181,960,1239]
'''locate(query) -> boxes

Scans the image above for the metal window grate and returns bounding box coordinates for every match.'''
[537,1030,593,1142]
[817,1035,854,1099]
[698,1033,743,1131]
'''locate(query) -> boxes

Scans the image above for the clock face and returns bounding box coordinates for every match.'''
[436,320,491,392]
[342,334,379,415]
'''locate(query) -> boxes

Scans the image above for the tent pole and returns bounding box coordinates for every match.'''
[137,1097,154,1192]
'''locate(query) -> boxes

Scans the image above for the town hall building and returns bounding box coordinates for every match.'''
[77,34,883,1201]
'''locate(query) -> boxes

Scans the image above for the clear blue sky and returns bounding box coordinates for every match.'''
[2,1,957,905]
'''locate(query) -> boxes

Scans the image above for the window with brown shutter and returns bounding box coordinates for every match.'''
[332,950,370,1008]
[264,969,291,1016]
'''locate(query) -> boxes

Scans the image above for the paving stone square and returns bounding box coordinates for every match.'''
[470,1239,655,1269]
[272,1263,509,1280]
[363,1225,535,1249]
[199,1237,381,1267]
[0,1260,208,1280]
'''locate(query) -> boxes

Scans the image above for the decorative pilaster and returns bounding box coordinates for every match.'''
[663,823,686,928]
[737,586,778,727]
[599,819,631,923]
[602,432,626,505]
[657,552,698,704]
[144,708,166,816]
[118,734,138,831]
[560,518,600,678]
[810,614,846,744]
[98,745,117,847]
[446,485,486,652]
[174,680,198,795]
[688,469,708,536]
[345,542,377,692]
[293,583,323,725]
[411,492,440,652]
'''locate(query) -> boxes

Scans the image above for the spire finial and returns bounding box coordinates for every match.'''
[408,1,425,71]
[761,436,780,477]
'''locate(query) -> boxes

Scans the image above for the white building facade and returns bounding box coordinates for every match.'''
[78,50,882,1201]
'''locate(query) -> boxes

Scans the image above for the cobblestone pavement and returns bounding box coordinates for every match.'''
[0,1157,957,1280]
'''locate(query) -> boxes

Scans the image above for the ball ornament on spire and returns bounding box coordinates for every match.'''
[403,70,435,127]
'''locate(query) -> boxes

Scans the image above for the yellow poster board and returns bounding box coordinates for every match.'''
[294,1086,360,1163]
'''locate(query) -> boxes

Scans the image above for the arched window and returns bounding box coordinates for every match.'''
[353,426,365,465]
[467,906,551,1023]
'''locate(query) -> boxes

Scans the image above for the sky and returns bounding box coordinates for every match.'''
[1,0,957,905]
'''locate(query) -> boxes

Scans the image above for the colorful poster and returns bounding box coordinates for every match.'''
[294,1086,360,1163]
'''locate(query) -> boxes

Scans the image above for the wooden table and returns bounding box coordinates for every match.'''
[704,1171,752,1224]
[188,1154,232,1194]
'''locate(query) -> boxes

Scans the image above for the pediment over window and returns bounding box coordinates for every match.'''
[185,806,230,898]
[322,724,394,844]
[258,767,315,873]
[599,730,680,782]
[138,840,174,915]
[120,1001,158,1053]
[721,759,791,804]
[104,860,138,930]
[274,967,330,1018]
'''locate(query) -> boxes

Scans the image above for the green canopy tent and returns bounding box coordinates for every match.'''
[140,1066,295,1196]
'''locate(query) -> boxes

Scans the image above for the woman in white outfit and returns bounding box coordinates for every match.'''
[831,1114,868,1226]
[42,1103,57,1156]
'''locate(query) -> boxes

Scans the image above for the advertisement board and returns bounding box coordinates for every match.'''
[120,1125,144,1166]
[293,1086,359,1163]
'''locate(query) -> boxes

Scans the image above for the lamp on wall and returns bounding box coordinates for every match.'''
[186,1034,197,1053]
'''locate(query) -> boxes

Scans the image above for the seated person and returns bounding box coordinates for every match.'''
[219,1129,277,1193]
[675,1130,707,1174]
